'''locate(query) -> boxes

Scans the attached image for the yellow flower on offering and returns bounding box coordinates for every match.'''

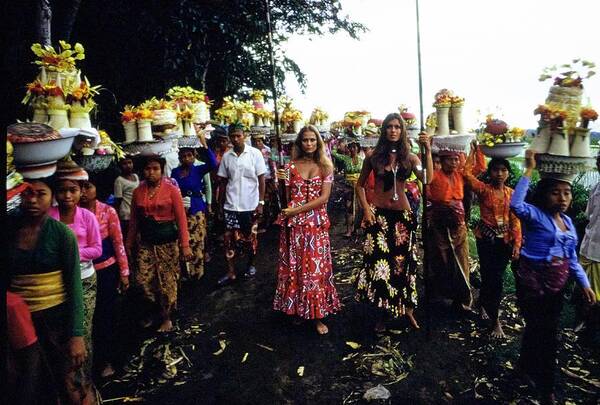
[31,41,85,72]
[250,89,266,101]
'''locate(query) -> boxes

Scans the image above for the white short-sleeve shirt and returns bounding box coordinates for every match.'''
[217,145,267,212]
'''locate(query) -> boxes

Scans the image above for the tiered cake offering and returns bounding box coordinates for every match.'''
[530,59,597,181]
[279,97,304,141]
[429,89,474,153]
[19,41,120,174]
[309,107,330,133]
[250,90,273,131]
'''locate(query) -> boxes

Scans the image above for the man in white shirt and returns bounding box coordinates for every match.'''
[217,123,266,285]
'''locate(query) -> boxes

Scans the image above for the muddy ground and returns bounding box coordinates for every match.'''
[100,198,600,404]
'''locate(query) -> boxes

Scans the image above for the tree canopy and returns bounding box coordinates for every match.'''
[2,0,365,134]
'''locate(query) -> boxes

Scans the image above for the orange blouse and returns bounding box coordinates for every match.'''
[428,169,464,203]
[464,149,522,248]
[127,179,190,248]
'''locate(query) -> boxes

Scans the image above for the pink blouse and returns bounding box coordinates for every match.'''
[91,201,130,276]
[49,206,102,262]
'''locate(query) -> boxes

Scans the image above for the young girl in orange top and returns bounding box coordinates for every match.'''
[464,144,521,338]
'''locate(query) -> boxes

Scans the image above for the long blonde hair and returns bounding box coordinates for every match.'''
[292,125,334,175]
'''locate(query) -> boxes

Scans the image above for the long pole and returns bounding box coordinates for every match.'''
[415,0,431,338]
[265,0,287,209]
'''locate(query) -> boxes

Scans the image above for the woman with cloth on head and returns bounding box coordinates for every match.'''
[49,165,101,403]
[331,138,363,237]
[8,177,88,404]
[510,150,595,404]
[273,125,341,335]
[355,113,433,333]
[126,156,192,332]
[426,147,473,312]
[463,143,522,338]
[171,129,217,280]
[79,177,129,378]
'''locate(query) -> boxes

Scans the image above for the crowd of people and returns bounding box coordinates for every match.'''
[6,114,600,404]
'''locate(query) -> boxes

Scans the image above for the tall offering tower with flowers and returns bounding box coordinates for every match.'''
[531,59,597,182]
[531,59,597,158]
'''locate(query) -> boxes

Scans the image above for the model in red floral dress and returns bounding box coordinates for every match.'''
[273,126,342,335]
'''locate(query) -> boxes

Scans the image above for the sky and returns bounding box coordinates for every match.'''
[280,0,600,131]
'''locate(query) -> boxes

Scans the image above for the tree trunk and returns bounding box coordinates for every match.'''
[36,0,52,45]
[52,0,83,43]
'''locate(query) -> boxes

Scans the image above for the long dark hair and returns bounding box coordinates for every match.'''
[530,178,571,211]
[370,113,411,175]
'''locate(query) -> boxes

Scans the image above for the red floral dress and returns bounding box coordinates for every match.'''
[273,163,341,319]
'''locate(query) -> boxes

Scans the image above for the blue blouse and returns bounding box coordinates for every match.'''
[171,148,218,215]
[510,176,590,288]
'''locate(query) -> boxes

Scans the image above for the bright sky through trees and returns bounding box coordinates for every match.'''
[283,0,600,130]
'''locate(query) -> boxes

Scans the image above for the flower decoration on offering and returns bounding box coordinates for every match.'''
[399,105,419,139]
[476,115,525,158]
[120,105,137,123]
[250,89,266,108]
[31,41,85,72]
[580,107,598,128]
[539,59,596,88]
[450,95,465,107]
[531,59,597,166]
[431,89,467,135]
[433,89,453,107]
[279,97,303,133]
[309,107,329,125]
[538,59,596,130]
[425,113,437,136]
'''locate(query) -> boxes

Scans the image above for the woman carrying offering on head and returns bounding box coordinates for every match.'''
[274,125,341,335]
[464,143,521,338]
[171,129,217,280]
[510,150,595,404]
[126,156,192,333]
[8,177,88,404]
[355,113,433,333]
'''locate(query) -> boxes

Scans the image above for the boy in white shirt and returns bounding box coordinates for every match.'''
[217,124,266,285]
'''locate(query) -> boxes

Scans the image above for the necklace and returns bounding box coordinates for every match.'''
[391,164,399,201]
[148,181,161,200]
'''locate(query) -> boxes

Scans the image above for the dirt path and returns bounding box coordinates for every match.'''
[100,207,600,404]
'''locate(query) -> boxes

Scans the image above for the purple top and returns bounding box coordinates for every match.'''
[171,148,218,215]
[49,206,102,263]
[510,176,590,289]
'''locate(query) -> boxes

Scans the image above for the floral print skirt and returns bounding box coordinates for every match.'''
[136,241,180,312]
[185,212,206,279]
[274,224,341,319]
[355,207,418,317]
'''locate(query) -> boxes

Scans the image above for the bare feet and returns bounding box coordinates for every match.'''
[490,320,506,339]
[480,307,490,320]
[343,229,353,238]
[157,319,173,333]
[406,309,420,330]
[374,320,386,333]
[315,320,329,335]
[101,363,116,378]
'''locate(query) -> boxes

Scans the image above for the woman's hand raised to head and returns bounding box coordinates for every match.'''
[524,149,536,170]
